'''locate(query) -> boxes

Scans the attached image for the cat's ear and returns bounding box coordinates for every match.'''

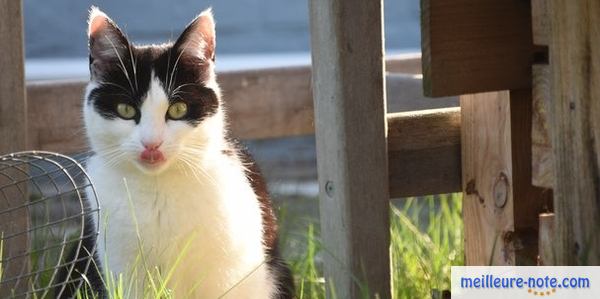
[174,8,216,62]
[87,7,130,78]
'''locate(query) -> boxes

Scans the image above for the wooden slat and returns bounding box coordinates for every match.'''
[531,65,553,188]
[0,0,29,296]
[532,0,550,46]
[550,0,600,265]
[26,65,450,154]
[222,67,314,140]
[531,0,553,189]
[388,108,461,197]
[386,53,422,74]
[309,0,390,297]
[538,213,555,265]
[461,90,544,265]
[421,0,533,97]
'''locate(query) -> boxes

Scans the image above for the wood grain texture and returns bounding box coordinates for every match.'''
[309,0,390,297]
[461,90,544,265]
[421,0,534,97]
[0,0,29,296]
[221,67,315,140]
[538,213,555,265]
[388,108,461,197]
[550,0,600,265]
[532,0,550,46]
[532,65,553,188]
[0,0,27,153]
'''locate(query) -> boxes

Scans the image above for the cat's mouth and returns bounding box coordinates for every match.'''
[138,149,167,169]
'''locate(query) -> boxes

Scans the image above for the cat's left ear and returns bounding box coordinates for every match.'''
[174,8,216,62]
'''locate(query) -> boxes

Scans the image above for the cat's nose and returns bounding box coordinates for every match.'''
[142,140,163,150]
[140,140,165,164]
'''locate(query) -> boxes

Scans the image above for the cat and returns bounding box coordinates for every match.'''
[56,7,293,299]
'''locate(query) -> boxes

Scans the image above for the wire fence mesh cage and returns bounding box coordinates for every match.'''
[0,151,100,298]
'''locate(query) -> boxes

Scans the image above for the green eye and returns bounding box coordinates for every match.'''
[116,103,136,119]
[167,102,188,120]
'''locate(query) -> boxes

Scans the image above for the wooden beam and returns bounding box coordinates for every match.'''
[421,0,534,97]
[26,67,452,153]
[550,0,600,265]
[309,0,390,297]
[461,90,544,265]
[0,0,29,296]
[388,108,461,197]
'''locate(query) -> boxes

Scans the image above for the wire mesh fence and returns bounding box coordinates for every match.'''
[0,151,100,298]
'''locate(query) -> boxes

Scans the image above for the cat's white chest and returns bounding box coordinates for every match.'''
[87,155,275,298]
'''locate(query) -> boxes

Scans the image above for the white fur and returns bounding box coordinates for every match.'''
[84,76,276,298]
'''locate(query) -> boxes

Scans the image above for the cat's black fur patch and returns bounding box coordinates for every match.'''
[234,141,295,298]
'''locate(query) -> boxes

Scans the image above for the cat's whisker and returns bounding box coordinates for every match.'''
[177,153,218,187]
[103,34,135,94]
[170,83,197,98]
[126,35,139,92]
[168,41,195,94]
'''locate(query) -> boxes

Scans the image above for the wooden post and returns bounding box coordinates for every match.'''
[461,90,544,265]
[0,0,27,153]
[309,0,390,298]
[0,0,29,295]
[550,0,600,265]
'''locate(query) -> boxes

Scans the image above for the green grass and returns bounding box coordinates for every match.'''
[283,193,464,299]
[2,194,463,298]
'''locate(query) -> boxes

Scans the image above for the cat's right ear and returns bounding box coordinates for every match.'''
[87,7,130,79]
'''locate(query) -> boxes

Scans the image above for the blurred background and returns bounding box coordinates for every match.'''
[25,0,420,79]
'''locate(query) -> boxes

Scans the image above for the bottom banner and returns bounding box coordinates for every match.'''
[451,266,600,299]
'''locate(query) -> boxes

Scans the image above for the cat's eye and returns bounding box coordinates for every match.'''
[167,102,188,120]
[116,103,136,119]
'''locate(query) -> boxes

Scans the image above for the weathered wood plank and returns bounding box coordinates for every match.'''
[550,0,600,265]
[461,90,544,265]
[388,108,461,197]
[532,65,553,188]
[26,68,454,153]
[309,0,390,297]
[532,0,550,46]
[421,0,533,97]
[0,0,29,296]
[538,212,555,265]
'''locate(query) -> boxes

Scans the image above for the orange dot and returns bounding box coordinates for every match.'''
[552,289,556,293]
[540,292,545,296]
[546,291,550,295]
[528,289,532,293]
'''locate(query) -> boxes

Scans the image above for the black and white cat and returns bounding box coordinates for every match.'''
[61,7,293,299]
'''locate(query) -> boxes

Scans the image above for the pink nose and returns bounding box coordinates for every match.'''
[142,141,163,150]
[140,141,165,164]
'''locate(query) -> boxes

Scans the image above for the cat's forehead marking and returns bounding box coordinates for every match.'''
[141,73,169,111]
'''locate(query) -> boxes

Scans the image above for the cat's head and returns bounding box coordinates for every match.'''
[84,7,223,175]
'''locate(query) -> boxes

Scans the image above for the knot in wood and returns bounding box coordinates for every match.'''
[493,173,509,208]
[325,180,335,197]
